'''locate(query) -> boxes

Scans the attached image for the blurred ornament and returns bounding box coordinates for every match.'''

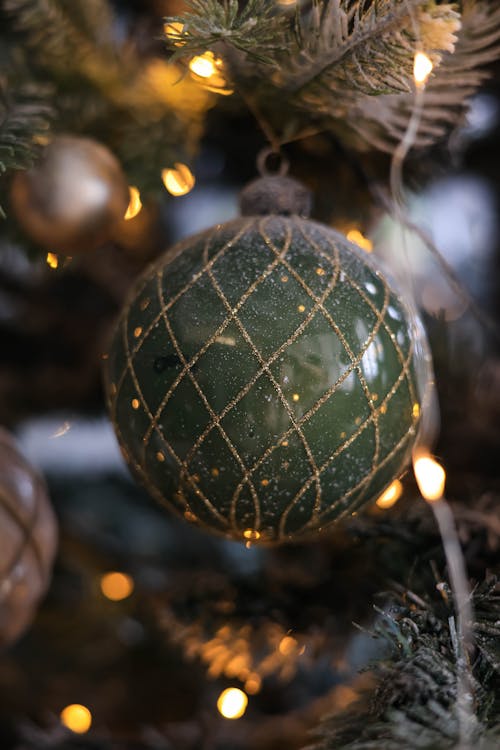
[0,428,57,646]
[10,136,129,256]
[105,172,430,544]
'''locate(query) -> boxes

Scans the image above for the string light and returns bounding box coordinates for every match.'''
[189,51,218,79]
[244,674,261,695]
[278,635,298,655]
[243,529,261,541]
[188,50,233,95]
[346,229,373,253]
[376,479,403,509]
[100,572,134,601]
[413,455,446,502]
[60,704,92,734]
[46,252,59,269]
[162,163,196,196]
[124,186,142,220]
[164,21,185,46]
[413,51,433,88]
[217,688,248,719]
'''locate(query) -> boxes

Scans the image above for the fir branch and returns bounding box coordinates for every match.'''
[339,1,500,152]
[164,0,288,64]
[0,78,52,217]
[282,0,425,96]
[305,577,500,750]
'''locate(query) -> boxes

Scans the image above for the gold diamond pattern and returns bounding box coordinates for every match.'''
[107,216,421,542]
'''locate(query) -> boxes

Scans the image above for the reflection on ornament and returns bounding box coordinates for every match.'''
[162,163,195,196]
[0,428,58,646]
[10,136,130,255]
[124,186,142,220]
[347,229,373,253]
[376,479,403,508]
[60,704,92,734]
[217,688,248,719]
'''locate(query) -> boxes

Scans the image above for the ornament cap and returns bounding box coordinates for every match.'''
[239,175,312,218]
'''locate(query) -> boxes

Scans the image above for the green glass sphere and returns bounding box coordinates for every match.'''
[105,215,425,544]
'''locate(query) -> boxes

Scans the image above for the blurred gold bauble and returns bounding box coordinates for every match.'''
[10,136,130,255]
[0,428,58,647]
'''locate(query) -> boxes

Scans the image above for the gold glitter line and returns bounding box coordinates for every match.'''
[202,218,325,531]
[293,219,385,471]
[155,272,263,530]
[112,221,254,427]
[121,313,228,526]
[140,221,300,454]
[228,227,396,531]
[295,426,416,539]
[179,227,341,526]
[278,337,416,538]
[263,220,383,501]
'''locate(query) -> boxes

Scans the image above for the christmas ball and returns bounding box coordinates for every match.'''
[0,429,58,646]
[105,186,427,544]
[10,136,130,255]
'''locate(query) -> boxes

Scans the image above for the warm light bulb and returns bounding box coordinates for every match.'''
[162,163,196,196]
[124,186,142,220]
[414,455,446,502]
[217,687,248,719]
[413,52,433,87]
[279,635,298,655]
[164,21,185,45]
[100,572,134,601]
[189,51,218,79]
[243,529,261,541]
[346,229,373,253]
[376,479,403,509]
[60,704,92,734]
[46,252,59,269]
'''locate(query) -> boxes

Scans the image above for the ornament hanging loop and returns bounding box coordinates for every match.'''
[257,147,290,177]
[241,147,311,217]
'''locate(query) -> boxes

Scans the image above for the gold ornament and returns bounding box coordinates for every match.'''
[0,428,58,646]
[10,136,130,255]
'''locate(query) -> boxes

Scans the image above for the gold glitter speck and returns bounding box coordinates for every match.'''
[134,327,142,338]
[156,452,165,462]
[297,304,305,313]
[292,393,300,402]
[131,398,140,410]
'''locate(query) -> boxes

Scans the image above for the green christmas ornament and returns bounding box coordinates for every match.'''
[105,173,429,544]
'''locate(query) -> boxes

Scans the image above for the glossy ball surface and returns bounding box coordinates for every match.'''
[10,136,129,255]
[106,216,423,544]
[0,428,58,646]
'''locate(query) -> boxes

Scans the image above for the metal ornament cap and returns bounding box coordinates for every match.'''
[240,175,312,218]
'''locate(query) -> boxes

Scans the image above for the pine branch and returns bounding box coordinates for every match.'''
[282,0,425,96]
[0,77,52,217]
[331,1,500,152]
[305,577,500,750]
[165,0,288,65]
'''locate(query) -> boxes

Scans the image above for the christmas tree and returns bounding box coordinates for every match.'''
[0,2,499,749]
